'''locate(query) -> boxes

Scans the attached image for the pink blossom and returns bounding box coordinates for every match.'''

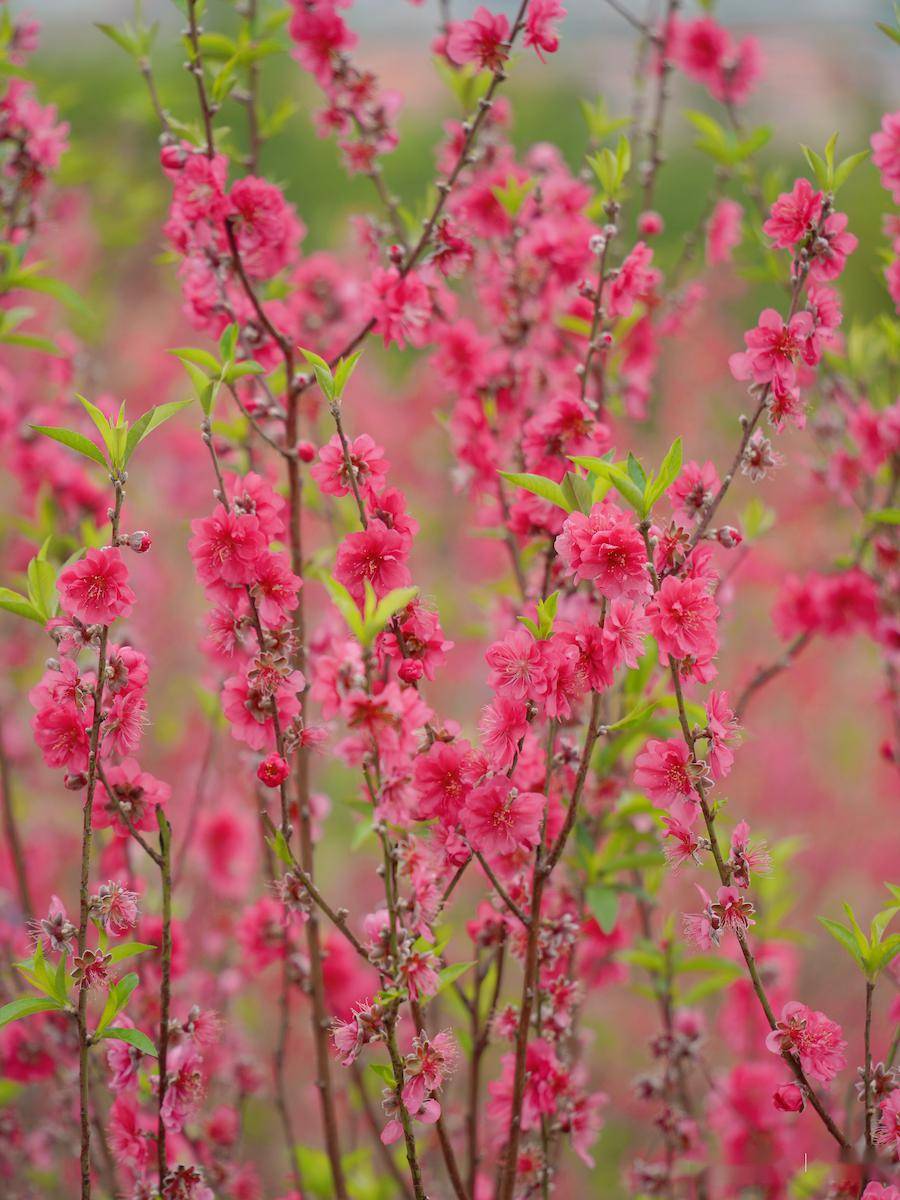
[555,502,650,598]
[367,267,431,348]
[189,505,268,595]
[462,777,544,856]
[729,309,816,390]
[706,198,743,265]
[705,690,739,781]
[633,737,698,826]
[763,178,823,249]
[646,575,719,661]
[607,241,659,318]
[765,1001,846,1085]
[446,7,510,71]
[667,459,720,524]
[478,695,529,770]
[871,110,900,202]
[413,740,470,822]
[57,547,135,625]
[524,0,566,61]
[334,519,411,603]
[310,433,389,500]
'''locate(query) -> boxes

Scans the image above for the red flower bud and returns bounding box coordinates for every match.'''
[638,210,664,237]
[716,525,743,549]
[257,754,290,789]
[296,441,316,464]
[399,658,424,683]
[128,530,152,553]
[772,1083,804,1113]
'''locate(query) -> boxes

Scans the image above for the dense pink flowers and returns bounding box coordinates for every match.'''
[57,547,135,625]
[334,519,411,602]
[646,575,719,662]
[763,178,822,249]
[189,506,268,595]
[367,267,431,348]
[765,1002,846,1085]
[871,111,900,203]
[729,309,816,390]
[446,7,510,70]
[706,198,743,265]
[462,777,544,857]
[524,0,567,60]
[555,502,649,598]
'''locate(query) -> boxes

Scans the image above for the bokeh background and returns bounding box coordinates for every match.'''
[2,2,899,1195]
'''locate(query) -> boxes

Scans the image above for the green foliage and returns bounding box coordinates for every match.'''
[0,540,59,625]
[319,574,419,649]
[95,972,140,1037]
[518,591,559,640]
[300,347,362,407]
[580,95,630,144]
[818,886,900,980]
[31,394,192,473]
[570,437,682,519]
[801,132,870,195]
[586,884,619,933]
[684,110,772,168]
[171,325,266,415]
[491,174,535,218]
[101,1026,158,1057]
[588,135,631,200]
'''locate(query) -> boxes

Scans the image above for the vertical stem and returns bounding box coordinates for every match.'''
[77,476,124,1200]
[156,809,172,1187]
[863,980,875,1159]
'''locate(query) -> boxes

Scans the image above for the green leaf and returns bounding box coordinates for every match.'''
[801,145,830,191]
[363,586,419,647]
[0,586,43,623]
[319,574,365,641]
[123,399,193,464]
[644,437,683,512]
[369,1061,397,1088]
[818,917,866,970]
[102,1026,157,1057]
[0,996,62,1027]
[868,507,900,525]
[586,884,619,934]
[499,471,572,513]
[429,961,476,998]
[602,698,659,732]
[219,323,239,363]
[107,941,155,964]
[832,149,870,193]
[267,829,294,868]
[26,554,57,622]
[299,347,335,402]
[333,352,362,400]
[170,346,220,373]
[29,425,108,470]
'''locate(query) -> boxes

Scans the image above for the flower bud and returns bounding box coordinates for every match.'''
[257,753,290,789]
[398,658,424,684]
[64,772,88,791]
[716,526,743,549]
[128,530,152,553]
[638,210,664,237]
[296,440,316,463]
[772,1083,804,1113]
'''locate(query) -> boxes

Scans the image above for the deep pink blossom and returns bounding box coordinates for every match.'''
[57,547,135,625]
[765,1001,846,1085]
[462,777,544,856]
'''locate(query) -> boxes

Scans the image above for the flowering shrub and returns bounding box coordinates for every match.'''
[0,2,898,1199]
